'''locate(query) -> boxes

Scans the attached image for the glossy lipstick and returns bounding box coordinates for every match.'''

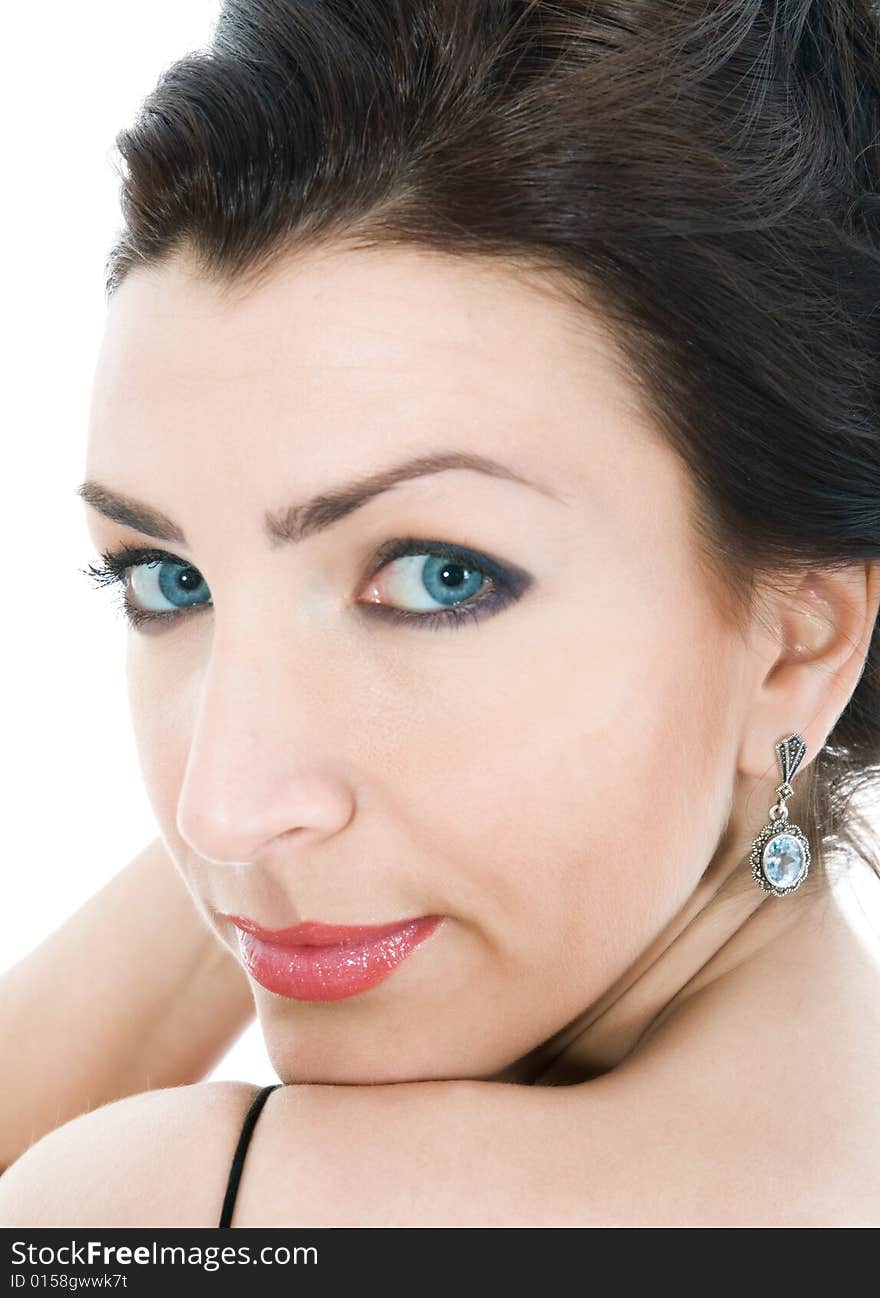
[227,914,443,1001]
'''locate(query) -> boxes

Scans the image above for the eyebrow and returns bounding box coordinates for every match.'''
[75,450,565,549]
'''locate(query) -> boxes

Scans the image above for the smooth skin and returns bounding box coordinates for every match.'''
[1,243,879,1226]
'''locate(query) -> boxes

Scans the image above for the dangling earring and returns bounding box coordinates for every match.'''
[750,733,812,897]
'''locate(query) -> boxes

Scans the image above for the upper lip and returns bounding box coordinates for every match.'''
[224,913,438,947]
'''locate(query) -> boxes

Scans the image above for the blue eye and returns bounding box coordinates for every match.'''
[80,537,531,633]
[80,546,211,630]
[355,537,528,631]
[130,556,210,613]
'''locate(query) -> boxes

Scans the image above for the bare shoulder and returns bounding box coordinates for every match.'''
[0,1080,262,1228]
[224,1071,876,1228]
[0,1074,614,1227]
[1,1061,877,1227]
[241,1069,880,1227]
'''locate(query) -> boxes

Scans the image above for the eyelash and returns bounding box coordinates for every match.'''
[79,537,526,633]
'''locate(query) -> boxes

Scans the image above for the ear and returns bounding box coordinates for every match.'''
[737,560,880,784]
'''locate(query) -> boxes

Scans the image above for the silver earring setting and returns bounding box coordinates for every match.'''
[750,733,811,897]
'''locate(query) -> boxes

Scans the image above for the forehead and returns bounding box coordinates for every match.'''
[93,242,641,415]
[86,243,684,539]
[98,242,621,375]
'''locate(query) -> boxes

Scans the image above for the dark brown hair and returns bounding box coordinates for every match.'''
[105,1,880,890]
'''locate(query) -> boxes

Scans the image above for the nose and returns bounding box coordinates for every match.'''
[175,628,356,867]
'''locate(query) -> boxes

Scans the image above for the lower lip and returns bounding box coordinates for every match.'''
[235,917,443,1001]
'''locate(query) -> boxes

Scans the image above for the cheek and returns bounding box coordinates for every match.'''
[379,568,736,993]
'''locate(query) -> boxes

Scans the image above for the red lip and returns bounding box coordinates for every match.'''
[224,912,444,1001]
[225,914,437,947]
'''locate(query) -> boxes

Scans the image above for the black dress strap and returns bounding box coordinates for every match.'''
[218,1083,282,1228]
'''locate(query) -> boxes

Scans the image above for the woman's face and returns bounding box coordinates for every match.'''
[82,244,748,1084]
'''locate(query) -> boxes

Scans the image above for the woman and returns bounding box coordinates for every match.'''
[1,0,879,1227]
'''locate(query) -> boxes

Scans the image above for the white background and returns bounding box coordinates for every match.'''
[1,2,272,1083]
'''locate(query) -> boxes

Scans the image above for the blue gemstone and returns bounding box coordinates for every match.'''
[762,833,806,889]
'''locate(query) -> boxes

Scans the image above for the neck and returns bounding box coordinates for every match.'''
[490,791,823,1087]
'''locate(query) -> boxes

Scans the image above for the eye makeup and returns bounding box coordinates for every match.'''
[80,534,533,634]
